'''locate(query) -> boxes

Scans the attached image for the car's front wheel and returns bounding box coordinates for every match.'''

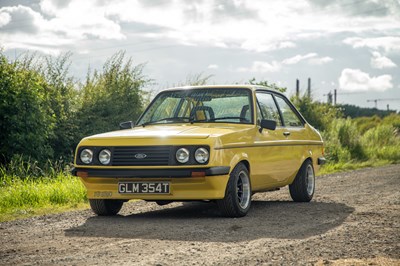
[289,160,315,202]
[217,163,251,217]
[89,199,124,216]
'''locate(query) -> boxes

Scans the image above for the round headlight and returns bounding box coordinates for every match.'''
[80,149,93,164]
[195,148,209,164]
[176,148,189,163]
[99,149,111,165]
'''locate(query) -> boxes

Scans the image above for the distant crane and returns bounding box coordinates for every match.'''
[366,98,400,109]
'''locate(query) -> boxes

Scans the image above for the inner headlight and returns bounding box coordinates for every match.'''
[176,148,189,163]
[99,149,111,165]
[195,148,209,163]
[80,149,93,164]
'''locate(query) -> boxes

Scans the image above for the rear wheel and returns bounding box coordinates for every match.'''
[289,160,315,202]
[217,163,251,217]
[89,199,124,216]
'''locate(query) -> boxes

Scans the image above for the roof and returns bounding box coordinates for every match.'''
[162,84,278,93]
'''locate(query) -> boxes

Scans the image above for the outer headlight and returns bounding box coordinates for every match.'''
[195,148,209,164]
[99,149,111,165]
[80,149,93,164]
[176,148,189,163]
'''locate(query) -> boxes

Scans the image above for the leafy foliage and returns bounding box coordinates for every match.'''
[0,50,148,165]
[323,118,365,163]
[0,53,54,164]
[291,96,342,131]
[185,72,213,86]
[77,51,149,136]
[248,78,287,93]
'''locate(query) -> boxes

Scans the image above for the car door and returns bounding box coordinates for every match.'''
[251,91,293,188]
[273,94,307,181]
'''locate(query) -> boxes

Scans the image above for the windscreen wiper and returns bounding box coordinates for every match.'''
[141,117,190,127]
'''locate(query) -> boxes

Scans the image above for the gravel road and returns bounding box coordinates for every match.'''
[1,164,399,265]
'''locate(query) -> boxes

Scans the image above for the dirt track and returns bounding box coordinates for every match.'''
[1,165,399,265]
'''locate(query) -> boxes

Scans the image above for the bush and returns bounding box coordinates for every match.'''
[291,96,342,131]
[354,116,382,134]
[361,125,400,162]
[77,51,150,137]
[0,54,55,164]
[323,118,366,162]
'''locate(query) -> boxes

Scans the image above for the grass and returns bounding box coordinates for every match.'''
[319,159,393,175]
[0,174,88,222]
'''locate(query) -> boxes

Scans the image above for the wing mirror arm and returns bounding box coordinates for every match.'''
[259,119,277,132]
[119,121,134,130]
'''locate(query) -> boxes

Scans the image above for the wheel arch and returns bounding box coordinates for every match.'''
[228,152,251,174]
[240,159,250,173]
[288,156,313,184]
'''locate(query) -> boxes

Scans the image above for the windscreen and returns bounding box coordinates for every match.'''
[137,88,253,126]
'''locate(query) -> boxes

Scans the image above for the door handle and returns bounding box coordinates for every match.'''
[283,131,291,137]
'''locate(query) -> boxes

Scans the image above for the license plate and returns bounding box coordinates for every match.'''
[118,182,170,194]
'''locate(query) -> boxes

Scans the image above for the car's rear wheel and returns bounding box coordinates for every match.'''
[89,199,124,216]
[217,163,251,217]
[289,160,315,202]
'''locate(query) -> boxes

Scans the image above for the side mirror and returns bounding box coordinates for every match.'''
[119,121,134,130]
[260,119,276,131]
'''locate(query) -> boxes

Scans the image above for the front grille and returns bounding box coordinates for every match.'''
[112,146,172,166]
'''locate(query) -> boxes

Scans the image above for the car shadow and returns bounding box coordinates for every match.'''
[65,200,354,243]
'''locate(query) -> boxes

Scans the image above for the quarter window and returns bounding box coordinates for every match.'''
[274,96,303,127]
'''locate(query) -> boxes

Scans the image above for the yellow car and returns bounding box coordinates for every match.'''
[72,85,325,217]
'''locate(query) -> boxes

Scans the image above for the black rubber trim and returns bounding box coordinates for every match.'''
[73,166,231,178]
[70,167,77,176]
[318,157,326,165]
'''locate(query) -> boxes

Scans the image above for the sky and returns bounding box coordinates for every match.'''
[1,0,400,111]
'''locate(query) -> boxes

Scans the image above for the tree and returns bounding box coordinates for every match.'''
[43,52,79,161]
[0,53,54,164]
[291,95,342,131]
[77,51,150,137]
[248,78,287,93]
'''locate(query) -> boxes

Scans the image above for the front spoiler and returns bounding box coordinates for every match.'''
[71,166,230,178]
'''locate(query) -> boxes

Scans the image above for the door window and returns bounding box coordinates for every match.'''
[255,92,282,126]
[274,96,303,127]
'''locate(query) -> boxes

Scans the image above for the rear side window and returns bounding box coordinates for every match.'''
[274,96,304,127]
[255,92,282,126]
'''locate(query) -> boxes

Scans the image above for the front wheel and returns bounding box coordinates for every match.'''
[289,160,315,202]
[217,163,252,217]
[89,199,124,216]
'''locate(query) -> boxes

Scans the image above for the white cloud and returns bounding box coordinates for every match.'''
[237,61,281,73]
[370,51,397,69]
[1,0,399,55]
[0,2,124,54]
[282,53,317,65]
[0,11,11,27]
[238,52,332,73]
[240,40,297,53]
[309,56,333,65]
[339,68,393,92]
[281,53,332,65]
[207,64,218,69]
[343,37,400,52]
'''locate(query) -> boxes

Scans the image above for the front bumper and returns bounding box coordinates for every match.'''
[71,166,230,178]
[72,166,231,200]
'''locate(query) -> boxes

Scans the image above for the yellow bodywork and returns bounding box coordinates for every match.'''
[74,85,324,201]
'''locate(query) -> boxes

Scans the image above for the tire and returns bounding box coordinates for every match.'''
[89,199,124,216]
[217,163,252,217]
[289,160,315,202]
